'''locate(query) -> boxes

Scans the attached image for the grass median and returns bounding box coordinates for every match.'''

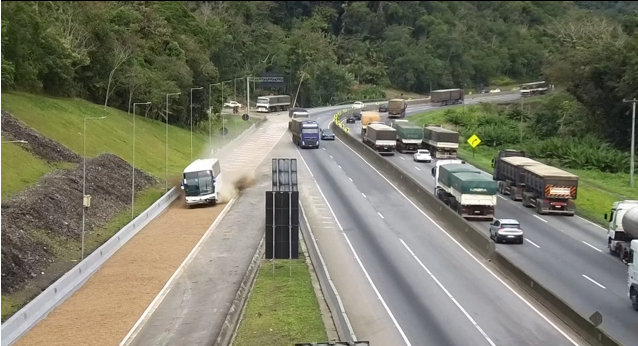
[232,257,328,346]
[410,107,636,227]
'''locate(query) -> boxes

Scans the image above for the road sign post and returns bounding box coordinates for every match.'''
[467,134,482,159]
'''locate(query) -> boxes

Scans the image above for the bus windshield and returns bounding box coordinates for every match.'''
[184,171,215,197]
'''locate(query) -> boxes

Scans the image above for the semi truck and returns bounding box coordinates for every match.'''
[391,120,422,153]
[521,164,578,216]
[181,158,222,207]
[421,126,459,159]
[360,111,381,136]
[431,88,464,106]
[363,123,397,155]
[288,108,310,131]
[387,99,407,118]
[492,154,545,201]
[290,118,320,149]
[256,95,291,113]
[520,81,550,97]
[604,200,638,263]
[435,163,497,220]
[630,239,638,310]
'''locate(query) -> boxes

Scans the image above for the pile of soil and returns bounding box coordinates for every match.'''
[1,111,81,163]
[1,153,158,294]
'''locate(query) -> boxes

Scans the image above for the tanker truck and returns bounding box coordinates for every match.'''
[605,200,638,264]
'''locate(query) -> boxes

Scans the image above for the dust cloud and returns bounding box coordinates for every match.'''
[218,171,257,203]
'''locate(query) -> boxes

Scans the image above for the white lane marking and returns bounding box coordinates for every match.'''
[299,202,358,341]
[533,215,548,223]
[330,155,334,159]
[582,241,603,253]
[582,274,606,289]
[378,212,385,219]
[296,148,413,346]
[497,195,507,201]
[323,147,326,150]
[361,193,367,198]
[400,156,405,160]
[526,239,541,248]
[414,166,421,171]
[577,215,606,231]
[401,240,497,346]
[349,177,353,182]
[338,165,342,169]
[335,137,583,346]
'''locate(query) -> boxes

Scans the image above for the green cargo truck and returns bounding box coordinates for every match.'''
[435,163,497,221]
[391,120,423,153]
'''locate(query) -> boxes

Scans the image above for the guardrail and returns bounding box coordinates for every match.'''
[330,115,622,346]
[332,90,519,107]
[1,118,267,346]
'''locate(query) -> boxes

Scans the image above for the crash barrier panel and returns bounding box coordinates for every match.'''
[330,120,622,346]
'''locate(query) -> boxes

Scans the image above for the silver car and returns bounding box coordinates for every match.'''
[489,218,524,244]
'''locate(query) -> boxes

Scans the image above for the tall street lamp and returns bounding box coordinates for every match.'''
[82,116,107,260]
[624,98,638,187]
[165,92,181,192]
[132,101,151,218]
[221,80,230,145]
[208,82,220,153]
[190,86,204,161]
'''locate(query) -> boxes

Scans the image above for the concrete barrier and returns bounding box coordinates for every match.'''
[329,119,622,346]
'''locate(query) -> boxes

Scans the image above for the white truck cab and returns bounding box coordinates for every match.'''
[630,239,638,310]
[181,159,222,207]
[605,200,638,261]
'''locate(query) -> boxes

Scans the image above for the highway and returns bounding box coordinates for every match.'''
[296,101,586,346]
[336,98,638,345]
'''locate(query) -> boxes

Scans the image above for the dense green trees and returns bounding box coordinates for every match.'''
[2,1,637,152]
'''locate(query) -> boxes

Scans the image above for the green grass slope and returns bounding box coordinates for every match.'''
[1,137,53,197]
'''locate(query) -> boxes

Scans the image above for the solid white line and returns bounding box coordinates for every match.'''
[296,147,413,346]
[378,212,384,219]
[497,195,507,201]
[323,147,326,150]
[400,156,405,160]
[330,155,334,159]
[338,165,342,169]
[581,241,603,253]
[533,215,548,223]
[577,215,606,231]
[300,202,358,341]
[400,240,497,346]
[414,166,421,171]
[335,137,583,346]
[349,177,353,182]
[361,193,367,198]
[526,239,541,248]
[582,274,606,289]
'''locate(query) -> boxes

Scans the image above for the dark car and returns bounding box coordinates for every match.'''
[352,108,362,120]
[346,116,356,124]
[321,128,335,140]
[378,103,388,112]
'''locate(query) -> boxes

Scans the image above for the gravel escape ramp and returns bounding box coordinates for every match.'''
[13,115,289,346]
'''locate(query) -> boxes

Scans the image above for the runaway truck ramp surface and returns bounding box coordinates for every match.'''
[9,116,288,346]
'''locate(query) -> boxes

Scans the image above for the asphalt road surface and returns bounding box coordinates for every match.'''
[295,99,586,346]
[336,97,638,345]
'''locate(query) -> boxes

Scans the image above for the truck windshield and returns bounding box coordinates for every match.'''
[184,171,214,197]
[302,128,319,134]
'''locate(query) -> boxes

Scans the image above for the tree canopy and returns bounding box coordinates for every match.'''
[2,1,637,150]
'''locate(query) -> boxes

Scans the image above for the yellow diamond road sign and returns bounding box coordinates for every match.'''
[467,134,482,148]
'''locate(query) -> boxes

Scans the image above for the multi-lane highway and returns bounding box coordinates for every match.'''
[331,97,638,345]
[296,99,587,346]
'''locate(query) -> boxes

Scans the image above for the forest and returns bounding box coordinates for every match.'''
[1,1,638,151]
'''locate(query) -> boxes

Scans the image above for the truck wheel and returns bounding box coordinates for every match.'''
[632,289,638,310]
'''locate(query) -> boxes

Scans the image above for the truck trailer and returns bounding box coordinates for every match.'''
[391,120,422,153]
[290,118,320,149]
[493,156,545,201]
[256,95,291,113]
[422,126,459,159]
[521,164,578,216]
[435,164,497,220]
[630,239,637,310]
[360,111,381,136]
[363,123,397,155]
[431,88,464,106]
[181,158,222,207]
[387,99,407,118]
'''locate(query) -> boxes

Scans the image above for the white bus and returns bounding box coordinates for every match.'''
[181,158,222,206]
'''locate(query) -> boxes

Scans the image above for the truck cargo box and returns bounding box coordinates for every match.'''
[438,164,481,188]
[388,99,407,116]
[366,124,397,141]
[450,173,498,195]
[361,111,381,127]
[423,126,460,143]
[523,164,578,200]
[431,89,464,104]
[391,121,422,140]
[497,156,544,185]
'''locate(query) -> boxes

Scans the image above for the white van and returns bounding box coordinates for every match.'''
[181,158,222,206]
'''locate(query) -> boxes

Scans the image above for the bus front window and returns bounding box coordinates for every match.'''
[184,171,214,196]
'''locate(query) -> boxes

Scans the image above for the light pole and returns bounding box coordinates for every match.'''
[165,92,181,192]
[190,87,204,161]
[221,80,230,145]
[82,116,107,260]
[1,140,28,144]
[624,98,638,187]
[132,102,151,218]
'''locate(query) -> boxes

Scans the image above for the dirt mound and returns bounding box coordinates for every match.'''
[1,111,81,163]
[1,153,157,294]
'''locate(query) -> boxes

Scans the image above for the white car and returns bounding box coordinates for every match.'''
[224,101,242,108]
[353,101,364,109]
[413,149,432,163]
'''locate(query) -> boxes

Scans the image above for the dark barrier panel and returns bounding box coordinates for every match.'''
[330,120,622,346]
[265,191,300,259]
